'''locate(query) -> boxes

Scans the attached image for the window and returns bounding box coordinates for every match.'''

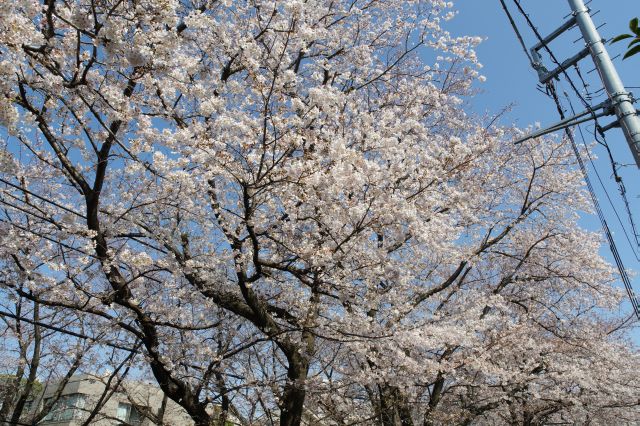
[116,402,142,425]
[42,393,86,422]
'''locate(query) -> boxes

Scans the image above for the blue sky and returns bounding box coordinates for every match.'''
[447,0,640,327]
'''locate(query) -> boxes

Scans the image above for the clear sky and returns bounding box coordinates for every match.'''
[447,0,640,326]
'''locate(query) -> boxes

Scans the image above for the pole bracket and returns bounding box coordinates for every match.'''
[538,47,590,84]
[514,99,615,145]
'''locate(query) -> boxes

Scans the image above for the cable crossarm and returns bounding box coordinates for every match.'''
[499,0,612,141]
[513,98,614,144]
[511,0,594,112]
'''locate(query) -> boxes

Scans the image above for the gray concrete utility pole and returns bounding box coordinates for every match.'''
[568,0,640,168]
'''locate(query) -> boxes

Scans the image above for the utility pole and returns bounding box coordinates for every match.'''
[568,0,640,168]
[502,0,640,320]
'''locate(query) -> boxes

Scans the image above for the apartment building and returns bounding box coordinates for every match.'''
[23,374,195,425]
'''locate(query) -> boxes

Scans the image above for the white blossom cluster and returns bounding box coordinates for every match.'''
[0,0,638,425]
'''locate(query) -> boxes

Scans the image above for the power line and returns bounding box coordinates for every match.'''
[498,0,534,65]
[592,127,640,251]
[573,62,595,102]
[547,83,640,319]
[572,61,640,249]
[562,67,640,252]
[499,0,640,319]
[511,0,594,112]
[559,84,640,261]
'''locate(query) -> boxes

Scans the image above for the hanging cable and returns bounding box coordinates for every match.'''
[499,0,640,319]
[573,62,594,102]
[560,85,640,261]
[549,82,640,319]
[498,0,534,65]
[573,60,640,250]
[617,180,640,248]
[512,0,594,112]
[592,126,640,249]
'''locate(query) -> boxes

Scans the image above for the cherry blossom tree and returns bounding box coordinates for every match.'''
[0,285,99,425]
[0,0,639,425]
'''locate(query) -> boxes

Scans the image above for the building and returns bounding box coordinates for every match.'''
[24,374,195,425]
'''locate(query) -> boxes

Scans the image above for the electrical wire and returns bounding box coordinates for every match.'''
[511,0,595,112]
[498,0,534,65]
[548,83,640,319]
[573,62,594,102]
[560,84,640,261]
[615,179,640,247]
[569,28,640,250]
[499,0,640,319]
[572,64,640,251]
[569,63,640,250]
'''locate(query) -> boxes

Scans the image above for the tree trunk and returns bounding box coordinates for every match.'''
[423,375,444,426]
[9,303,41,426]
[279,353,310,426]
[378,385,414,426]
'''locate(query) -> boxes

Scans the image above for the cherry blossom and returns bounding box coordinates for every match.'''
[0,1,638,425]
